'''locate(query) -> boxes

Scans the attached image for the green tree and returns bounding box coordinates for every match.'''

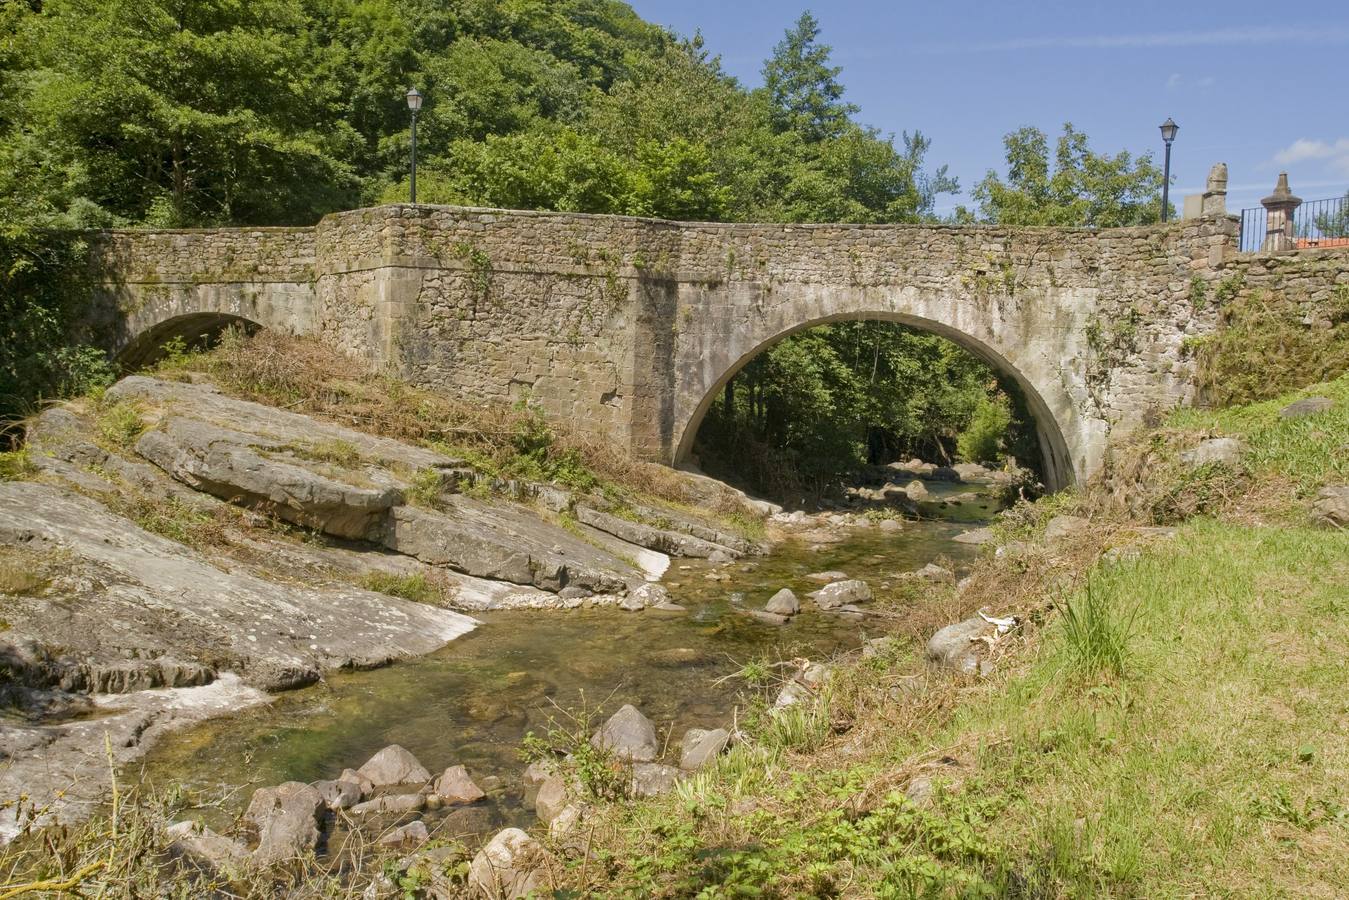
[761,10,857,144]
[696,321,1038,499]
[18,0,359,226]
[969,123,1165,227]
[1312,191,1349,239]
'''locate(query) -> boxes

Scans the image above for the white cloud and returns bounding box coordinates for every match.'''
[925,25,1349,54]
[1272,138,1349,166]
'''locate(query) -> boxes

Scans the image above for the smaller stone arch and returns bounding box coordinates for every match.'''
[673,312,1078,492]
[115,312,262,370]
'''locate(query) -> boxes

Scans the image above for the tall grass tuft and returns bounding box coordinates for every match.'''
[1058,572,1140,680]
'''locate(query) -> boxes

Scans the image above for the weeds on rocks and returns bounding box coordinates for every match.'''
[155,330,759,538]
[520,694,630,803]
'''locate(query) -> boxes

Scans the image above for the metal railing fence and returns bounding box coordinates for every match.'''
[1239,193,1349,252]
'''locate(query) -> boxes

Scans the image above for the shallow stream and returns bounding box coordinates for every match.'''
[136,481,1001,838]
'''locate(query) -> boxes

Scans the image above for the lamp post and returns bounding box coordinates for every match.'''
[406,87,423,204]
[1159,117,1178,222]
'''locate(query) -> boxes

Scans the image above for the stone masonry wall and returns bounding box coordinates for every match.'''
[84,206,1349,488]
[86,227,316,363]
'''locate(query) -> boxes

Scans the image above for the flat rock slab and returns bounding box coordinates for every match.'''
[1180,437,1243,468]
[0,482,478,692]
[135,415,403,540]
[107,377,456,472]
[1280,397,1333,418]
[0,674,269,842]
[574,505,739,559]
[384,498,638,594]
[952,527,995,545]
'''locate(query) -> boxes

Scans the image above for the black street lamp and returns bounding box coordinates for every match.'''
[1159,117,1178,222]
[406,87,423,204]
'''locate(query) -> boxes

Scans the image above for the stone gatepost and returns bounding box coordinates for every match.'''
[1260,172,1301,252]
[1201,163,1228,215]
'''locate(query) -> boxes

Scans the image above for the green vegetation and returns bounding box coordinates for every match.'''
[1189,285,1349,408]
[0,447,34,481]
[1170,373,1349,493]
[95,401,145,449]
[695,321,1038,499]
[1312,189,1349,238]
[0,546,53,595]
[358,571,453,607]
[545,375,1349,896]
[521,697,629,803]
[965,122,1167,226]
[403,467,446,508]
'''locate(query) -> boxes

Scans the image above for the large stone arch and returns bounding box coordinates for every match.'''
[670,282,1099,492]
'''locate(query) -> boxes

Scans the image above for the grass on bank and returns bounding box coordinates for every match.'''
[149,329,761,539]
[547,377,1349,897]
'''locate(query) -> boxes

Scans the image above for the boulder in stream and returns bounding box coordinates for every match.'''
[468,827,552,900]
[811,579,872,610]
[904,563,953,583]
[805,570,848,583]
[433,765,486,805]
[765,588,800,616]
[165,820,249,874]
[378,820,430,848]
[244,782,324,867]
[680,728,730,771]
[591,704,658,762]
[357,744,431,787]
[313,778,362,810]
[351,793,426,816]
[620,583,671,611]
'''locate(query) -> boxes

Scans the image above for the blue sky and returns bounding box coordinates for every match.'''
[626,0,1349,216]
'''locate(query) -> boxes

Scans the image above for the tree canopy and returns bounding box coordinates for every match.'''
[966,123,1165,227]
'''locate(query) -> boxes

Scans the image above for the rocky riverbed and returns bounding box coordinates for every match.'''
[0,375,1014,852]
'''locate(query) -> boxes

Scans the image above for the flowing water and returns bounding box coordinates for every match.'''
[136,481,1002,838]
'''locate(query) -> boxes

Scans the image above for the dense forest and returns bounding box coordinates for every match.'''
[0,1,1166,491]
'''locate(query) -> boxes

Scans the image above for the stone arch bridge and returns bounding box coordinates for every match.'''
[83,204,1348,490]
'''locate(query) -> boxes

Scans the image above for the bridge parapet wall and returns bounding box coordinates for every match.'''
[81,204,1349,487]
[86,226,316,363]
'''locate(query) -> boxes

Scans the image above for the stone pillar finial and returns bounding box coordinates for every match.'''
[1201,162,1228,215]
[1260,172,1301,252]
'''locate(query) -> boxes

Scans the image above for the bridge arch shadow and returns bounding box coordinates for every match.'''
[115,312,262,370]
[674,312,1076,492]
